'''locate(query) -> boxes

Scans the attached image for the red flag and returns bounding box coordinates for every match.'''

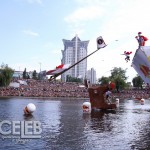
[46,64,70,75]
[56,64,64,69]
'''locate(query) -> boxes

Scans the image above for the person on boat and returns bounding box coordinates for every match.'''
[103,81,115,104]
[135,32,148,47]
[103,87,113,104]
[84,78,88,89]
[84,78,91,88]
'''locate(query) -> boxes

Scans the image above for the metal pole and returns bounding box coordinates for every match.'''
[49,46,106,81]
[39,62,41,80]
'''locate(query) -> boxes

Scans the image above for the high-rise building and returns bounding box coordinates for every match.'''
[61,35,89,81]
[86,68,97,84]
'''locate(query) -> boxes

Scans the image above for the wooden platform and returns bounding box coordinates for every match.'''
[88,86,117,110]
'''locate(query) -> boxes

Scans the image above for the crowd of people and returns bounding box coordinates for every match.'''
[0,79,150,100]
[0,79,89,98]
[113,89,150,100]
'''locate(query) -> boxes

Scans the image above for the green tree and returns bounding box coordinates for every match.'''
[132,75,143,89]
[110,67,128,91]
[97,67,128,91]
[98,76,110,85]
[27,74,30,79]
[23,68,27,79]
[66,75,82,83]
[113,76,126,91]
[66,75,71,82]
[110,67,127,80]
[32,70,37,79]
[0,63,14,87]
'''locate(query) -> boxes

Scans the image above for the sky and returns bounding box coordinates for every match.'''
[1,0,150,82]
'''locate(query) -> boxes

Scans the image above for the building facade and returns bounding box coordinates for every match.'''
[86,68,97,84]
[61,35,89,81]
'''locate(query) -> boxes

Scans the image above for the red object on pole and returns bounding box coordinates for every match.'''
[56,64,64,69]
[109,82,115,90]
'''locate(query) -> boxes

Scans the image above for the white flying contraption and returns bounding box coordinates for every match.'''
[97,36,107,49]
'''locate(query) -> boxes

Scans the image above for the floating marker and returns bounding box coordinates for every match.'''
[115,98,119,107]
[24,103,36,114]
[140,98,145,105]
[82,102,91,113]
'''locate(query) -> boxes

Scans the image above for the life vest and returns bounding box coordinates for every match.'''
[143,36,148,41]
[139,36,148,46]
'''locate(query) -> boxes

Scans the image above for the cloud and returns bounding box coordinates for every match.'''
[64,0,150,82]
[15,0,43,5]
[43,42,53,49]
[64,5,104,37]
[51,49,61,55]
[23,30,39,37]
[75,0,110,6]
[26,0,43,4]
[65,6,104,23]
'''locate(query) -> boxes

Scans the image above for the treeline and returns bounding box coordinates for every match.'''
[98,67,144,91]
[0,64,14,87]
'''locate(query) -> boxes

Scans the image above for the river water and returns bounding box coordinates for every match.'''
[0,97,150,150]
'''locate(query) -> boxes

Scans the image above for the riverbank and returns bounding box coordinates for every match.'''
[0,96,89,100]
[1,79,150,100]
[0,80,88,98]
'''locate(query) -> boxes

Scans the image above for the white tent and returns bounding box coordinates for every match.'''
[18,80,28,85]
[9,82,20,88]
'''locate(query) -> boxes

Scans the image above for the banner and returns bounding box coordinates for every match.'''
[96,36,107,49]
[132,46,150,84]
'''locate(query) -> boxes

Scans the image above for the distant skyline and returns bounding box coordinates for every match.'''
[1,0,150,82]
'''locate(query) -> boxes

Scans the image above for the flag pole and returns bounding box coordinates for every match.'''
[49,45,106,81]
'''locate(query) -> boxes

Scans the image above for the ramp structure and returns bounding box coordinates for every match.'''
[88,86,117,110]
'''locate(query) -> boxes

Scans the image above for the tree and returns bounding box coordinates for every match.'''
[0,63,14,87]
[27,74,30,79]
[110,67,128,91]
[66,75,82,83]
[132,75,143,89]
[97,67,128,91]
[113,76,126,91]
[23,68,27,79]
[110,67,128,80]
[32,70,37,80]
[98,76,110,85]
[66,75,71,82]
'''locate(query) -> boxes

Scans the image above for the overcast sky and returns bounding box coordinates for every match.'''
[1,0,150,82]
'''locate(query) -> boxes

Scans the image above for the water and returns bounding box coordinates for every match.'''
[0,97,150,150]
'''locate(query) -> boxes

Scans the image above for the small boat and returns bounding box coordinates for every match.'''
[88,86,117,110]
